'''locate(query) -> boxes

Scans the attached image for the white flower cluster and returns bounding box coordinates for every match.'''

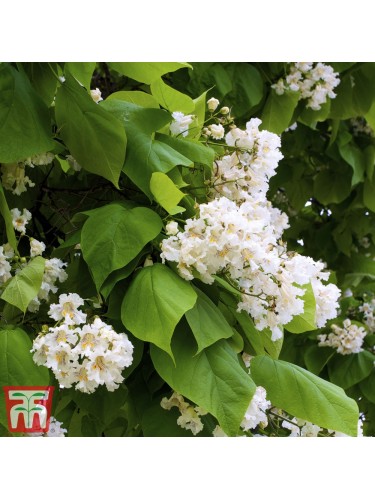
[32,293,134,393]
[1,152,54,196]
[272,62,340,111]
[169,112,195,137]
[359,298,375,332]
[0,244,14,284]
[350,117,374,137]
[318,319,367,355]
[28,416,67,437]
[241,386,271,431]
[161,118,340,340]
[282,417,322,437]
[160,391,207,435]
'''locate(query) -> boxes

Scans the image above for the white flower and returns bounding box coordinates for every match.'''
[27,416,67,437]
[212,425,228,437]
[209,123,225,140]
[161,391,205,435]
[11,208,32,235]
[29,238,46,257]
[241,386,271,431]
[45,417,67,437]
[25,152,54,167]
[66,155,82,172]
[166,221,179,235]
[48,293,87,325]
[1,163,35,195]
[207,97,220,112]
[170,112,194,137]
[90,88,103,103]
[0,246,12,284]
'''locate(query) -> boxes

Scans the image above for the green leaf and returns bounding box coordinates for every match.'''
[102,100,191,197]
[155,133,215,167]
[190,91,207,139]
[23,62,58,106]
[285,282,317,333]
[0,183,18,252]
[150,324,256,436]
[251,355,359,436]
[81,203,162,291]
[227,64,263,117]
[64,62,96,90]
[151,77,195,113]
[304,345,335,375]
[55,72,127,187]
[121,264,197,357]
[100,252,147,300]
[108,62,192,85]
[185,287,233,353]
[359,372,375,403]
[150,172,185,215]
[1,257,45,313]
[73,385,128,425]
[338,141,366,186]
[261,89,300,134]
[314,169,352,205]
[0,63,54,163]
[328,351,375,390]
[106,90,159,108]
[363,177,375,212]
[0,326,50,427]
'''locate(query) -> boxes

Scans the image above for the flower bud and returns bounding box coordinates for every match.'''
[220,106,230,115]
[207,97,220,112]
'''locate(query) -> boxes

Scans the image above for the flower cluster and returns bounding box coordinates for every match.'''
[272,62,340,111]
[32,293,134,393]
[241,386,271,431]
[160,392,207,435]
[28,417,67,437]
[350,117,374,137]
[282,417,322,437]
[1,152,54,195]
[359,298,375,332]
[161,115,340,340]
[318,319,367,355]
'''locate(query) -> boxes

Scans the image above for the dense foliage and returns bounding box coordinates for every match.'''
[0,62,374,437]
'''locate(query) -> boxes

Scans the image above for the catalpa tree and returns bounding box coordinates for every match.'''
[0,62,374,437]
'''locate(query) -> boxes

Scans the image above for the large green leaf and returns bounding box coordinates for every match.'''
[55,72,126,187]
[0,183,18,252]
[185,287,233,353]
[260,89,300,134]
[64,62,96,90]
[155,133,215,167]
[121,264,197,357]
[150,324,256,436]
[108,62,192,85]
[81,203,162,291]
[0,64,54,163]
[313,169,352,205]
[328,351,375,390]
[150,172,185,215]
[285,282,317,334]
[106,91,159,108]
[1,257,45,313]
[227,63,264,117]
[151,77,195,113]
[102,100,192,197]
[0,326,50,427]
[251,355,359,436]
[304,345,335,375]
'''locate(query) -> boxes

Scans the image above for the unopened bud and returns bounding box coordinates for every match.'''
[220,106,230,115]
[207,97,220,112]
